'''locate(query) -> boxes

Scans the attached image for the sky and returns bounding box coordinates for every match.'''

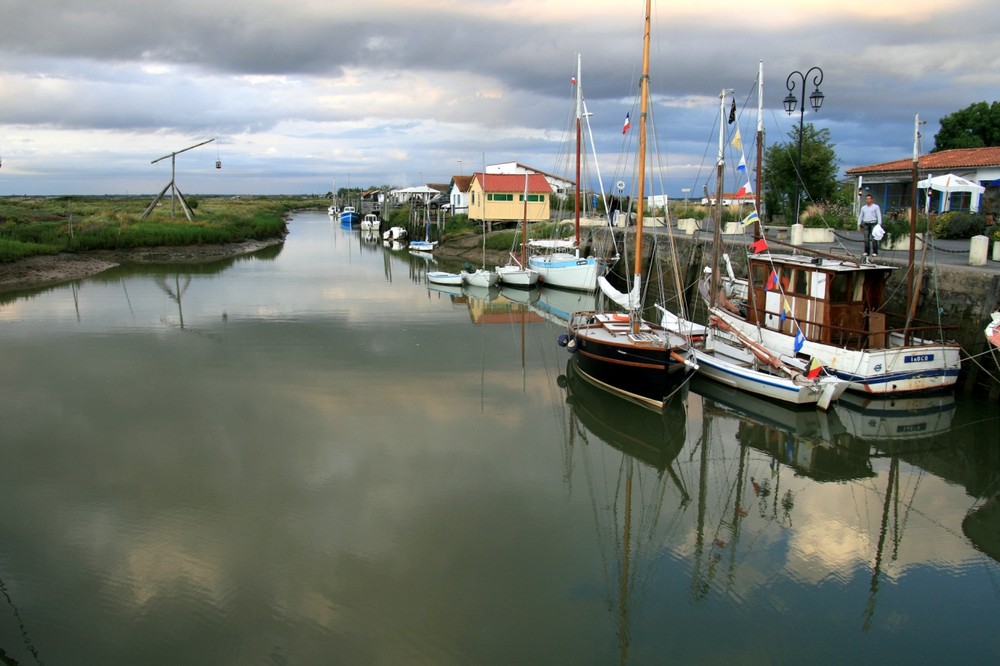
[1,0,999,198]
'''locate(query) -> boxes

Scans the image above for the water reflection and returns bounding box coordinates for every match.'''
[0,211,998,664]
[559,357,1000,658]
[559,359,689,662]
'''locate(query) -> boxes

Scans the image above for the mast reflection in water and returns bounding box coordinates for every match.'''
[0,210,997,664]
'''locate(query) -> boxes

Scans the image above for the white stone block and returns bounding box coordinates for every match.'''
[969,235,989,266]
[800,227,834,243]
[677,218,699,235]
[887,233,924,251]
[790,223,803,246]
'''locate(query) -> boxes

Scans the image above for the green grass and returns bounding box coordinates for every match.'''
[0,195,316,263]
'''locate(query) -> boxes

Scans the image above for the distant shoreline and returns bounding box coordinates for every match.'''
[0,238,285,293]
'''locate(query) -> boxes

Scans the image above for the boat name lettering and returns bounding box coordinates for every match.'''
[904,354,934,363]
[895,423,928,434]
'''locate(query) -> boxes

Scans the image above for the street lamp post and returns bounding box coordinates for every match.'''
[783,66,824,224]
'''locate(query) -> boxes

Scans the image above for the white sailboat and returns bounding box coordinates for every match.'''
[462,171,499,288]
[528,54,608,292]
[409,205,438,253]
[496,172,540,288]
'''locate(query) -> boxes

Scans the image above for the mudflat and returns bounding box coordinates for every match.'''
[0,239,284,293]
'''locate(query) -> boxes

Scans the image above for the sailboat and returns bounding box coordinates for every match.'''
[462,171,500,288]
[562,0,696,411]
[527,54,608,292]
[709,112,963,395]
[409,205,438,253]
[496,172,540,287]
[659,79,848,410]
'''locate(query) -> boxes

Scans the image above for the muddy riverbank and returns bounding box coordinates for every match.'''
[0,238,285,293]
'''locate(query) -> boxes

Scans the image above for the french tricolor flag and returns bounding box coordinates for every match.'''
[622,111,631,134]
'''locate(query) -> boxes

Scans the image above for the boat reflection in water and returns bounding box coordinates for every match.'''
[559,357,1000,653]
[832,391,956,442]
[690,376,876,483]
[559,359,689,662]
[561,358,689,475]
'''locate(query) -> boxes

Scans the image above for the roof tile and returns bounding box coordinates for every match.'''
[846,146,1000,175]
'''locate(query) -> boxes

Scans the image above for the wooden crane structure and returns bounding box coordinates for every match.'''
[142,138,217,220]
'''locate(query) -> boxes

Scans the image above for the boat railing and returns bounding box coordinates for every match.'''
[755,307,959,349]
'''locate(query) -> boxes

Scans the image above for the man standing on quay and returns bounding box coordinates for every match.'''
[857,194,882,258]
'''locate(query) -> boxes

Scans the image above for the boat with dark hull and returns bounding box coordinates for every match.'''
[562,0,695,410]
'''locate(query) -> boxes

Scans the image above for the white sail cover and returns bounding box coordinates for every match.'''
[598,275,641,310]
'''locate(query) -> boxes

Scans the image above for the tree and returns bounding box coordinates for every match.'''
[932,101,1000,151]
[762,123,839,223]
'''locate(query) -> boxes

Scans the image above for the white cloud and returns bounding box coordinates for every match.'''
[1,0,998,194]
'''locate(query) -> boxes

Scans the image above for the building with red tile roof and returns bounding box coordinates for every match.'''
[468,172,552,229]
[845,146,1000,214]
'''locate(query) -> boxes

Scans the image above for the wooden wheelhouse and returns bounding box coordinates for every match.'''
[744,255,897,350]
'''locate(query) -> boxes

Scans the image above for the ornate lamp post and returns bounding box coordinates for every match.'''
[783,67,824,224]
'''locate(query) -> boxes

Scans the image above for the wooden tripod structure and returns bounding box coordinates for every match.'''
[142,138,216,220]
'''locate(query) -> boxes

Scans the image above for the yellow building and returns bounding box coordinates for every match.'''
[467,172,552,230]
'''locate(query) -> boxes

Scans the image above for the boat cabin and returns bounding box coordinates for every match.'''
[744,254,895,349]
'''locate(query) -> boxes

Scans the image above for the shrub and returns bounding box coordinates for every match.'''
[880,214,931,248]
[931,211,988,239]
[800,201,856,229]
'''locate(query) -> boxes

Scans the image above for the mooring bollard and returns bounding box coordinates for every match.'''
[969,235,989,266]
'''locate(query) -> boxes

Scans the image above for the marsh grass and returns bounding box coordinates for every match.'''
[0,195,315,263]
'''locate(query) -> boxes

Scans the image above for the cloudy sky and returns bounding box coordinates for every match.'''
[1,0,998,197]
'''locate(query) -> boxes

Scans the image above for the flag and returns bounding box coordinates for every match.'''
[780,299,791,322]
[735,179,753,198]
[806,357,822,379]
[740,210,760,227]
[737,154,747,174]
[728,98,736,124]
[767,269,779,290]
[749,237,768,254]
[731,128,742,151]
[622,111,631,134]
[794,328,805,353]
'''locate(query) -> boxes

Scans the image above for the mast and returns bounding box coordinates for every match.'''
[631,0,652,332]
[907,113,920,318]
[521,172,530,268]
[754,61,764,241]
[904,113,927,339]
[574,53,583,252]
[710,90,730,304]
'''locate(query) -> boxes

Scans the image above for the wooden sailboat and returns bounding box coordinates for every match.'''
[706,110,961,394]
[527,54,606,292]
[659,77,848,410]
[562,0,696,410]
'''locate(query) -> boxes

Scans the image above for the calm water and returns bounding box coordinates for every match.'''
[1,210,999,665]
